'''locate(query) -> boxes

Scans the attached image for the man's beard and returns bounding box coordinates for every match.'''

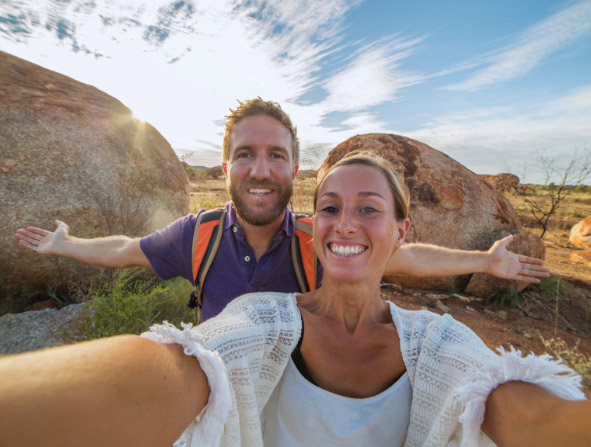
[228,180,293,226]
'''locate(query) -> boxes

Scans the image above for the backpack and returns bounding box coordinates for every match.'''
[186,208,317,322]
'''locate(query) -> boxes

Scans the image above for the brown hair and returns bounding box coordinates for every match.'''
[222,97,300,165]
[313,151,410,220]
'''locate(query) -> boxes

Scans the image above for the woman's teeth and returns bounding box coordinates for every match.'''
[330,244,366,256]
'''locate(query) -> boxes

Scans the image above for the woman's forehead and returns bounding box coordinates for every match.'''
[319,164,392,198]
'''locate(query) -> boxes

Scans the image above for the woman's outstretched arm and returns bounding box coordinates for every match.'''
[483,381,591,447]
[0,335,209,447]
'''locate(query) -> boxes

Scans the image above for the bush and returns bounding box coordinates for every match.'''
[65,271,197,342]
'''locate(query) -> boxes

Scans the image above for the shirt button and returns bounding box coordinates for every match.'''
[233,227,238,233]
[244,256,251,262]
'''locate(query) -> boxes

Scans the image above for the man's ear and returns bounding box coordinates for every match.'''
[222,163,227,176]
[292,164,299,179]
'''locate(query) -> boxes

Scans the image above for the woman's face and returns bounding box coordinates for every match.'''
[314,164,409,283]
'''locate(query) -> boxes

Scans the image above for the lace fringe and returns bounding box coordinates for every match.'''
[142,322,232,447]
[454,346,585,447]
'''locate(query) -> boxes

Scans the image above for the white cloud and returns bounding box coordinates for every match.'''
[541,85,591,114]
[445,0,591,91]
[403,87,591,183]
[323,36,425,112]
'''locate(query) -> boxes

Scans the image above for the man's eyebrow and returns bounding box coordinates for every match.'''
[269,146,289,154]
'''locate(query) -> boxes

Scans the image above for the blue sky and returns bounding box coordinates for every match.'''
[1,0,590,182]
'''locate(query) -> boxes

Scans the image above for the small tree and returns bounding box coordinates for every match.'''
[207,166,224,179]
[512,149,591,239]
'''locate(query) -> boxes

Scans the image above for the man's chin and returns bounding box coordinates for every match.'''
[239,208,283,226]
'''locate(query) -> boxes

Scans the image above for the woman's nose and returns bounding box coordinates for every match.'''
[335,209,357,235]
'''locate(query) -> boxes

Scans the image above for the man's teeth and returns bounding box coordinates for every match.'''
[330,244,366,256]
[249,188,272,194]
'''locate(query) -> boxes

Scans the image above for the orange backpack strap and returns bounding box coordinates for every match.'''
[187,208,226,314]
[291,214,316,293]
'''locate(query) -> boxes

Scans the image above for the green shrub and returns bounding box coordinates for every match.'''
[489,287,521,307]
[531,276,563,298]
[65,271,197,342]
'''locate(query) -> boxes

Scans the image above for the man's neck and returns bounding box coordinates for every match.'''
[236,212,286,261]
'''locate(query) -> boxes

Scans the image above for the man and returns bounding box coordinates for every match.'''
[15,98,548,321]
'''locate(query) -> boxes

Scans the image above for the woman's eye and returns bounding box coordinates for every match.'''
[360,206,378,214]
[320,206,339,214]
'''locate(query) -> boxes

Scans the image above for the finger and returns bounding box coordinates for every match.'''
[514,275,541,283]
[496,234,514,248]
[23,227,51,237]
[518,255,544,265]
[17,239,40,250]
[519,262,550,273]
[15,232,42,245]
[519,267,550,277]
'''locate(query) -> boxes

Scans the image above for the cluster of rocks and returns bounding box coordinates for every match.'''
[0,303,85,355]
[569,217,591,266]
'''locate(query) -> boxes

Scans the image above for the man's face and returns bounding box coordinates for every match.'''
[223,115,299,226]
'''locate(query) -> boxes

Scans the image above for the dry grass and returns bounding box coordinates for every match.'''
[505,185,591,244]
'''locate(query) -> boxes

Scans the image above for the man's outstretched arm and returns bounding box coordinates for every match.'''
[15,220,151,269]
[387,235,549,282]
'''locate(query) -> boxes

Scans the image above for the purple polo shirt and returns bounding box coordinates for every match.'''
[140,202,322,321]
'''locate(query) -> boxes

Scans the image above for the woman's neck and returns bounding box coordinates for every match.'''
[299,278,390,334]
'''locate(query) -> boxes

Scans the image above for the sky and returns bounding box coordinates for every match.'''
[1,0,590,183]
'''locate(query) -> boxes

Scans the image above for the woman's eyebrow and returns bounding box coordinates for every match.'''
[358,191,386,199]
[319,191,339,199]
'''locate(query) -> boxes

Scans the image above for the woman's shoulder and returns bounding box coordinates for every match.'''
[388,302,494,366]
[221,291,300,319]
[389,301,483,340]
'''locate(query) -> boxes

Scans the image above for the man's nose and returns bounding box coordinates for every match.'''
[250,156,271,180]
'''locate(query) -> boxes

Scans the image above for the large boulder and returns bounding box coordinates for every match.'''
[0,52,190,294]
[569,217,591,249]
[317,134,544,297]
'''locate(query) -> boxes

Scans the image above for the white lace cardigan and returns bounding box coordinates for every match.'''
[141,292,585,447]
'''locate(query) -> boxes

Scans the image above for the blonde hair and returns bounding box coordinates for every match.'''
[223,97,299,165]
[314,151,410,220]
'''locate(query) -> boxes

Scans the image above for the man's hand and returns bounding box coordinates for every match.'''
[14,220,69,255]
[486,235,550,283]
[15,220,149,268]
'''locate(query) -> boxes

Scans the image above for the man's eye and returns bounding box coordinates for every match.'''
[320,206,339,214]
[270,153,285,160]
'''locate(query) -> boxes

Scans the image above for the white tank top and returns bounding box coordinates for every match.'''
[263,358,412,446]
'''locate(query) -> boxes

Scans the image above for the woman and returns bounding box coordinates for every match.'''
[0,152,588,447]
